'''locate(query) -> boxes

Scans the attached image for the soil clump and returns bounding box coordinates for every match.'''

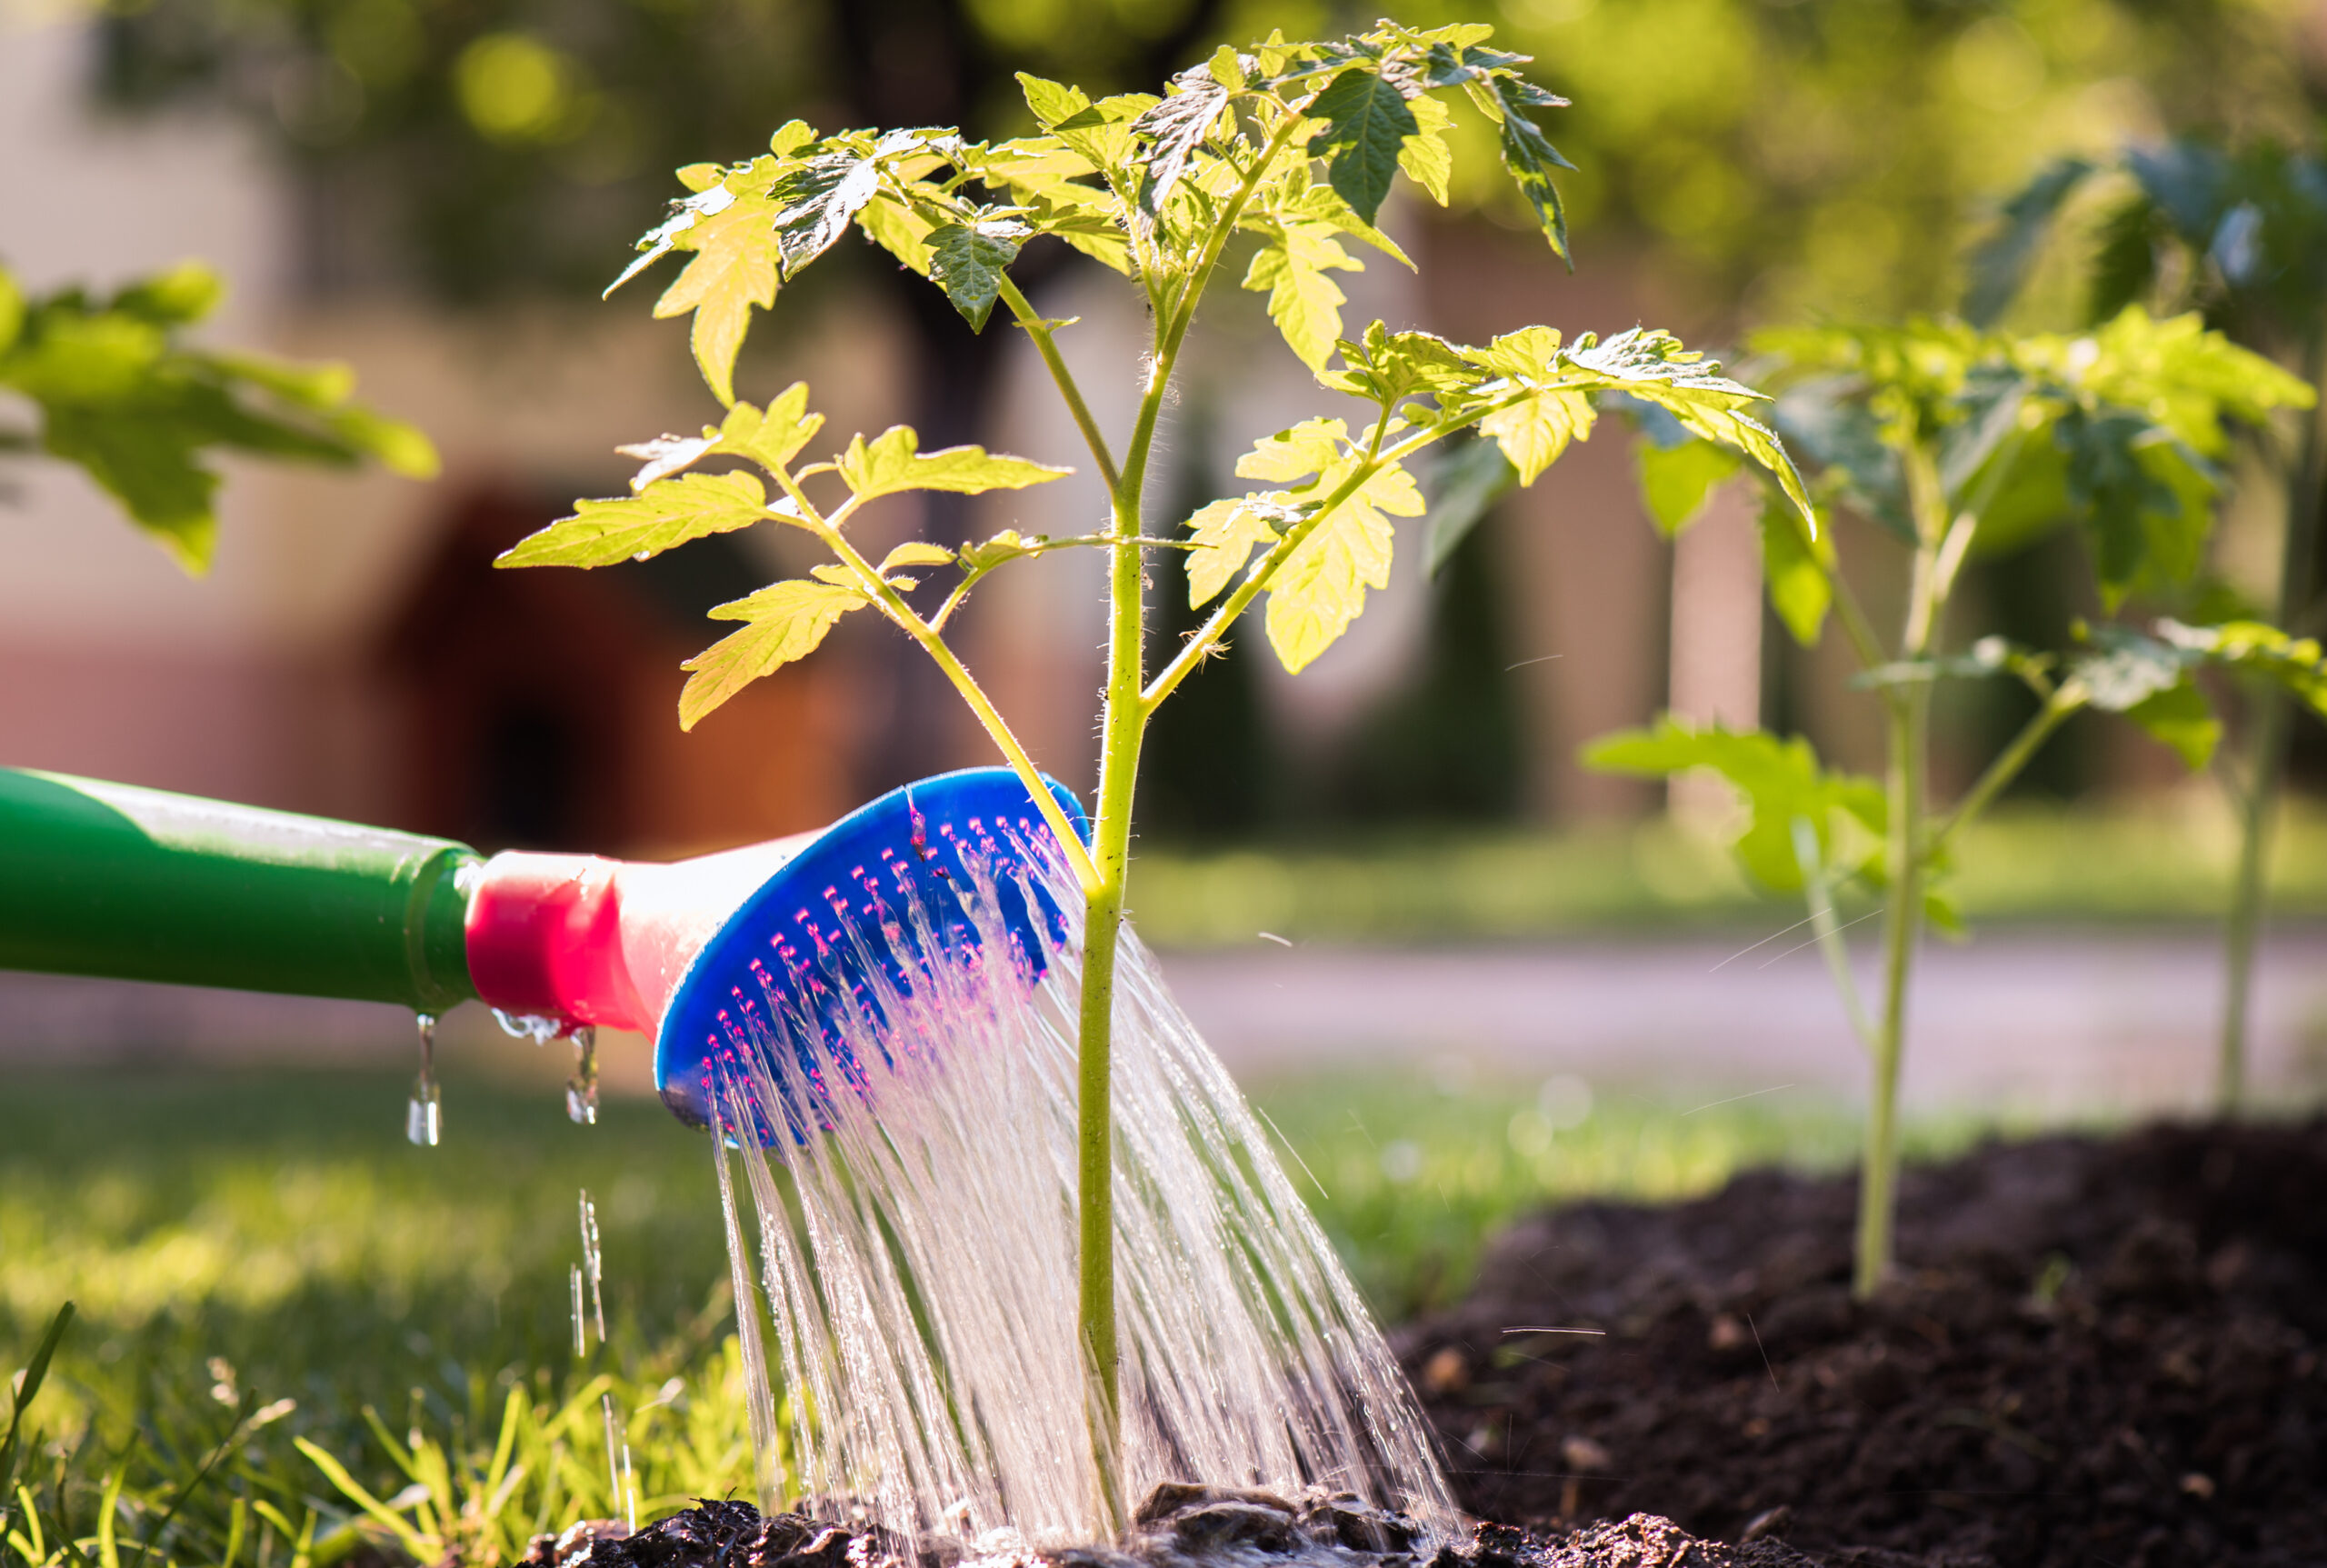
[1402,1118,2325,1567]
[537,1488,1807,1568]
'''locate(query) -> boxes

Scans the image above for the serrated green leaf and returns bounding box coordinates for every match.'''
[837,425,1071,502]
[1398,93,1453,206]
[1583,716,1883,894]
[856,193,938,276]
[499,471,773,569]
[771,147,884,277]
[2072,624,2187,712]
[2123,679,2220,769]
[1242,223,1360,372]
[1132,70,1229,228]
[1481,386,1593,484]
[1018,73,1091,129]
[770,120,816,157]
[1304,67,1416,227]
[2159,617,2327,714]
[1235,418,1346,484]
[927,219,1028,332]
[1760,490,1834,647]
[1206,44,1246,90]
[1638,437,1742,534]
[1496,97,1573,264]
[1264,460,1423,673]
[679,579,868,730]
[719,383,824,478]
[651,194,781,405]
[1184,495,1288,606]
[880,540,956,573]
[1461,324,1562,381]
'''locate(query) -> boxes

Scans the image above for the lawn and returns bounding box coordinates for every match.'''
[0,1064,2041,1566]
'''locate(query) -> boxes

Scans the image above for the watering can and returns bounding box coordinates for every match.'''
[0,764,1085,1129]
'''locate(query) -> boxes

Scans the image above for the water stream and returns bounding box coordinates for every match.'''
[694,827,1457,1550]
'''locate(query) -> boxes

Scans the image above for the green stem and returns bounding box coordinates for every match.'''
[1857,448,1945,1301]
[804,512,1103,894]
[1859,678,1925,1299]
[1925,692,2083,857]
[998,275,1121,494]
[2219,691,2286,1114]
[1792,818,1876,1054]
[2219,331,2327,1114]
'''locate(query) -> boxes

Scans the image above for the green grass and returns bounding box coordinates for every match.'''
[0,1066,2025,1566]
[1127,799,2327,946]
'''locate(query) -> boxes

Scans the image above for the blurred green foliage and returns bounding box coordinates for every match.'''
[0,260,436,572]
[89,0,2325,317]
[1127,798,2327,944]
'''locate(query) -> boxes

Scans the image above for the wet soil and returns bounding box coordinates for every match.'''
[540,1488,1810,1568]
[1400,1118,2327,1567]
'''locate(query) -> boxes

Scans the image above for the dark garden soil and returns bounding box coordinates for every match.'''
[544,1487,1814,1568]
[1398,1117,2327,1568]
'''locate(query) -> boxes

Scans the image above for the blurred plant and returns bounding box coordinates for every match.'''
[1965,135,2327,1113]
[492,19,1810,1517]
[1578,307,2320,1297]
[0,259,435,573]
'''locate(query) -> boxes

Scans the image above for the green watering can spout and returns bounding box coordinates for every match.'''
[0,767,482,1013]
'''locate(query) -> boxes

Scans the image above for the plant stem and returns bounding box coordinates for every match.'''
[2218,334,2326,1114]
[1857,450,1944,1300]
[1859,678,1924,1299]
[1925,691,2082,857]
[998,275,1121,494]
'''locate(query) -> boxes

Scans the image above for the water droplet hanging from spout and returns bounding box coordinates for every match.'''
[406,1014,441,1146]
[567,1025,600,1125]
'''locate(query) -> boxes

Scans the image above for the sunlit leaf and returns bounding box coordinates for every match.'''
[1493,84,1574,264]
[1264,461,1423,673]
[498,471,773,569]
[771,144,886,276]
[1480,385,1593,484]
[1184,495,1289,606]
[679,580,869,730]
[1234,418,1346,484]
[651,194,782,405]
[1243,223,1360,371]
[1398,93,1453,206]
[836,425,1071,502]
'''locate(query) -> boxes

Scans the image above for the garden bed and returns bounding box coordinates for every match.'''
[1400,1118,2324,1567]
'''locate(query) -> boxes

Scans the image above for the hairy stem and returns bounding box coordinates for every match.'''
[998,275,1122,494]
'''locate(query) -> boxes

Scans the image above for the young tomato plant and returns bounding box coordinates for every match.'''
[1589,306,2322,1298]
[0,260,438,572]
[1970,141,2327,1112]
[495,20,1812,1513]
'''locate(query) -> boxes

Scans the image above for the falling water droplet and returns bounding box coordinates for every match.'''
[580,1189,607,1344]
[600,1393,627,1521]
[406,1014,441,1146]
[567,1025,601,1125]
[570,1263,587,1357]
